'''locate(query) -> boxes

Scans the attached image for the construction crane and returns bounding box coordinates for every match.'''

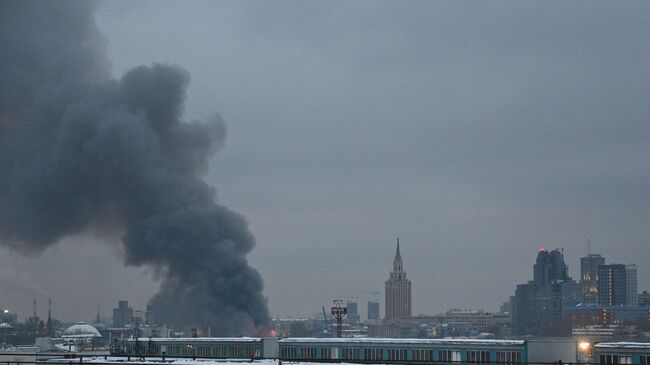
[358,291,382,299]
[321,307,330,326]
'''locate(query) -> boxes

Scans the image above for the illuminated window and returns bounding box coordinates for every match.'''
[439,350,461,362]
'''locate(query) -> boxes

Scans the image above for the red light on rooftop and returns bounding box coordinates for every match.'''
[538,247,546,252]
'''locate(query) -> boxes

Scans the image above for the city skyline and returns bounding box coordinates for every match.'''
[1,240,645,324]
[1,1,650,324]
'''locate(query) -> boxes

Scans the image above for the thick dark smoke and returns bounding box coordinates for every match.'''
[0,1,269,334]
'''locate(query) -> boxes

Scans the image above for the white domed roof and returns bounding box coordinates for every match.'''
[63,322,101,337]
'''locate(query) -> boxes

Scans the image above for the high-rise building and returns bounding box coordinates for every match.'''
[625,265,638,307]
[500,296,514,314]
[580,254,605,305]
[385,238,412,321]
[513,248,581,334]
[639,291,650,307]
[598,264,627,306]
[367,301,380,320]
[346,301,360,322]
[533,248,570,285]
[112,300,134,328]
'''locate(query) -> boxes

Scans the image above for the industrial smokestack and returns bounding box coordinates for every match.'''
[0,1,269,334]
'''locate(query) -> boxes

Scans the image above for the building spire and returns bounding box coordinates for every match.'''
[395,237,401,259]
[95,304,101,324]
[385,237,411,321]
[392,238,403,273]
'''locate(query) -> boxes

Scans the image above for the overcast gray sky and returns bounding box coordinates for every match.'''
[2,0,649,322]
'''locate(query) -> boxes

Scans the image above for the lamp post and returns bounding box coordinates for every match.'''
[577,341,593,364]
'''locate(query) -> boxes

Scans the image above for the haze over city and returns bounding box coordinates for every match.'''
[1,0,649,329]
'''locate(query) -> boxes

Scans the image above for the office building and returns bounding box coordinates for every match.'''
[385,238,412,321]
[368,301,380,321]
[625,264,638,307]
[513,248,581,334]
[346,301,360,322]
[112,300,134,328]
[638,291,650,307]
[581,254,605,305]
[598,264,627,306]
[564,305,650,325]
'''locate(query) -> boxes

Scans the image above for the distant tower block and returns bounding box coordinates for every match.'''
[95,304,101,324]
[367,301,380,320]
[384,238,412,321]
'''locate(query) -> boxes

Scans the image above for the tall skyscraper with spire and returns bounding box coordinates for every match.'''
[384,238,412,321]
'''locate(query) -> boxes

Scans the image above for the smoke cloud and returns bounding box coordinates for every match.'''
[0,1,269,334]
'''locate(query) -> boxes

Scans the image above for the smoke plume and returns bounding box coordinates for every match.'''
[0,1,269,334]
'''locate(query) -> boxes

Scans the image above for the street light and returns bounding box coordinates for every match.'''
[577,341,593,364]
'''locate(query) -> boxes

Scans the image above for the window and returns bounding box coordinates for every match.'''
[229,345,240,357]
[497,351,521,365]
[413,349,433,362]
[342,347,360,360]
[227,345,258,358]
[600,355,627,365]
[320,347,332,359]
[497,351,522,365]
[440,350,461,362]
[640,355,648,365]
[467,351,491,364]
[214,345,225,358]
[281,346,297,359]
[301,347,317,359]
[388,349,407,361]
[620,356,632,365]
[364,348,383,361]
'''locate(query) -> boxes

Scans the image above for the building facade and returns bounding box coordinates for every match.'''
[513,249,581,334]
[385,238,412,321]
[598,264,627,306]
[346,301,360,323]
[639,291,650,307]
[112,301,134,328]
[367,301,380,321]
[625,264,638,307]
[581,254,605,305]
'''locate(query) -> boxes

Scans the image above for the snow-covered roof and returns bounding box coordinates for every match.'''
[134,337,262,343]
[594,342,650,350]
[63,322,101,338]
[279,338,525,346]
[48,359,360,365]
